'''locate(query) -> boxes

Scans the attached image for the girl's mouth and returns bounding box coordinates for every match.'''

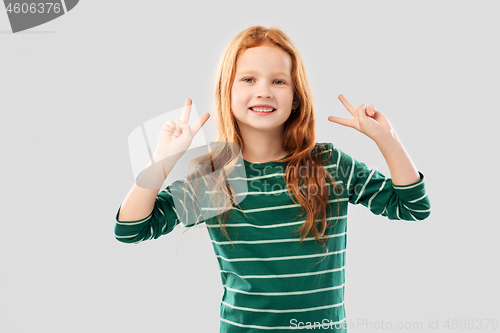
[249,107,276,115]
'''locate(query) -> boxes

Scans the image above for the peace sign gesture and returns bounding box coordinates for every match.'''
[328,94,394,142]
[154,98,210,162]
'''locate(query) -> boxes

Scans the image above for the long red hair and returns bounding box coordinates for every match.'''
[177,25,345,258]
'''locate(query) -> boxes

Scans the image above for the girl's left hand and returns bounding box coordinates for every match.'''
[328,94,394,142]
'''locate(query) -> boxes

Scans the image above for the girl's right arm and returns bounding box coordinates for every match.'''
[115,98,210,242]
[114,156,187,244]
[116,155,178,222]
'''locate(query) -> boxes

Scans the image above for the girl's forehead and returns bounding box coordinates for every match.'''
[235,46,292,73]
[240,44,288,57]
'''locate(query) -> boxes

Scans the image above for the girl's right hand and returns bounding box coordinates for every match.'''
[154,98,210,162]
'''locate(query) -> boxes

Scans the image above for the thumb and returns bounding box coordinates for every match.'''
[175,119,191,134]
[357,104,367,119]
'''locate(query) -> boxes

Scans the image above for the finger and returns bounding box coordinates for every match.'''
[356,104,367,120]
[168,119,176,128]
[338,94,357,117]
[173,119,187,136]
[328,115,355,128]
[366,105,376,116]
[180,98,192,124]
[191,112,210,136]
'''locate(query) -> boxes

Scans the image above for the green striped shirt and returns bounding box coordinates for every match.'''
[115,142,431,332]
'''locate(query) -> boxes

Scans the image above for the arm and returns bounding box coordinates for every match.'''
[374,129,420,186]
[327,143,430,221]
[117,155,177,222]
[326,94,431,221]
[115,156,204,244]
[115,97,210,243]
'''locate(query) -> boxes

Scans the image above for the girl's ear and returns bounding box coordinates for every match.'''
[292,100,299,109]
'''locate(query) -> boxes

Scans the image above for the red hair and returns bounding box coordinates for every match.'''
[177,25,346,260]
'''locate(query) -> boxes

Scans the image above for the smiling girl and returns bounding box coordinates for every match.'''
[115,25,431,332]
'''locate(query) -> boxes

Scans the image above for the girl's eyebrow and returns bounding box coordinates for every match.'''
[236,70,290,78]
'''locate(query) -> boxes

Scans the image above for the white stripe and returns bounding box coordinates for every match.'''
[216,248,346,262]
[396,206,401,219]
[221,300,344,313]
[171,204,178,218]
[354,169,375,204]
[347,158,355,189]
[408,211,418,221]
[207,181,344,197]
[202,198,348,212]
[115,232,140,239]
[225,164,338,182]
[393,176,424,190]
[179,199,188,221]
[206,215,347,229]
[335,148,341,167]
[319,147,331,155]
[220,266,345,279]
[187,181,196,199]
[115,215,151,225]
[408,193,428,203]
[403,204,431,213]
[368,178,387,211]
[60,0,68,13]
[157,206,165,217]
[227,173,286,181]
[220,317,346,330]
[212,231,346,245]
[223,283,345,296]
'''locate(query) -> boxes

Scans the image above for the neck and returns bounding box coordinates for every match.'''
[239,126,287,163]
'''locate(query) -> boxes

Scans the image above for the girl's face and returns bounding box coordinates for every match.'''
[231,43,295,134]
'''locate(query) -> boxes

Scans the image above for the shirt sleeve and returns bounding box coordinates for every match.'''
[324,142,431,221]
[114,176,205,244]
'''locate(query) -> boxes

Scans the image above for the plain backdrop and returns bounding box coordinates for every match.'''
[1,1,499,332]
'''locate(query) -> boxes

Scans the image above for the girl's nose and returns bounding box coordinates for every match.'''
[256,83,273,98]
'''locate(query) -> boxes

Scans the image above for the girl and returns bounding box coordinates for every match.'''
[115,25,431,332]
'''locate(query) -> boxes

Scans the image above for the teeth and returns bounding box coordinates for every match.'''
[251,107,275,112]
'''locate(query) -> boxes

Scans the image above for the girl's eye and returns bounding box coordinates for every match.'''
[242,78,286,85]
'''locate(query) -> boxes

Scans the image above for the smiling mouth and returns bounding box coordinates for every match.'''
[249,107,276,113]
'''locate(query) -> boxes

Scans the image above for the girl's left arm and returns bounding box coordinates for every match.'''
[373,129,420,186]
[328,94,420,186]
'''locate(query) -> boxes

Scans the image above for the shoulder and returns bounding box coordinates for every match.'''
[313,142,338,160]
[313,142,331,153]
[312,143,342,174]
[313,142,358,171]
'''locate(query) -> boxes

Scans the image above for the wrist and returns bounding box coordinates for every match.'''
[373,128,398,146]
[153,151,179,164]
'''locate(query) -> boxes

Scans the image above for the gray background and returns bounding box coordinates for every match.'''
[1,1,499,332]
